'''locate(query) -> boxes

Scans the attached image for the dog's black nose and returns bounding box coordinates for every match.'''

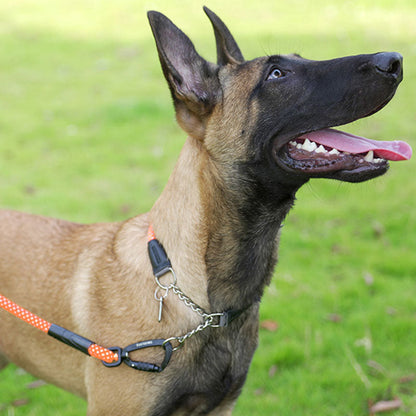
[373,52,403,79]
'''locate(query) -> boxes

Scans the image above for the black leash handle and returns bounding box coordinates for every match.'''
[148,239,172,278]
[48,324,94,355]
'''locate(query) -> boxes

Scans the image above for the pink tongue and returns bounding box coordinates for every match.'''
[298,129,412,161]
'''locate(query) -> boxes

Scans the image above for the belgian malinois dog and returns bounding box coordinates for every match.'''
[0,7,411,416]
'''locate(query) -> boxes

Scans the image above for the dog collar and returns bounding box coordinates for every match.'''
[147,225,248,350]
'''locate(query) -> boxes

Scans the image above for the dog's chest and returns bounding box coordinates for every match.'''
[150,312,259,415]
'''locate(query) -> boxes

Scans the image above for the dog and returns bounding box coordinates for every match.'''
[0,7,411,416]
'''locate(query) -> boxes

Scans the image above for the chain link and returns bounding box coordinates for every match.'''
[159,282,224,351]
[171,285,210,320]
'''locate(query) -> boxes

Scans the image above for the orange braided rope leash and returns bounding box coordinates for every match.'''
[0,294,51,333]
[0,226,174,372]
[147,224,156,242]
[0,293,118,364]
[87,344,118,364]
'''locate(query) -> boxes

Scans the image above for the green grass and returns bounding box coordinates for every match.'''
[0,0,415,414]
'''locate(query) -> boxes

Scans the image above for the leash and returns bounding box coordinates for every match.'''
[0,294,118,364]
[0,225,246,372]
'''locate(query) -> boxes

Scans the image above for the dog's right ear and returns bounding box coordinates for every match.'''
[203,7,244,66]
[147,11,220,140]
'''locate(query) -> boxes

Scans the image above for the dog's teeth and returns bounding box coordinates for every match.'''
[364,150,374,163]
[374,158,383,164]
[302,138,317,152]
[296,143,303,149]
[315,145,327,154]
[289,141,297,146]
[328,148,340,155]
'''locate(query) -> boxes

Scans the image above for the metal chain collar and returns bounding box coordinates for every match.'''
[154,269,225,351]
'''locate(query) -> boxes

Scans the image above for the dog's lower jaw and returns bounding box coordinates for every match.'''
[276,145,390,183]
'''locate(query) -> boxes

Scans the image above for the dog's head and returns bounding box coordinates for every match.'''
[148,8,411,192]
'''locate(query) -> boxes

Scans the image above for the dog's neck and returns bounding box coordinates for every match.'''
[150,136,297,313]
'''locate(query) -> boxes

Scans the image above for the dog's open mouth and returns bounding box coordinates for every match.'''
[276,128,412,179]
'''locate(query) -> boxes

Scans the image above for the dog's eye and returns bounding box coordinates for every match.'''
[267,68,284,80]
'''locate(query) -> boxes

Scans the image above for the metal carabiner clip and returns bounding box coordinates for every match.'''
[102,339,173,373]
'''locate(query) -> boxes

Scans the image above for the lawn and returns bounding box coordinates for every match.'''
[0,0,415,415]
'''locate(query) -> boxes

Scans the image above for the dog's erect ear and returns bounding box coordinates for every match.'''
[203,7,244,66]
[147,11,220,140]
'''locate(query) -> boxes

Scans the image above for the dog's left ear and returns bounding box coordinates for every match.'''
[148,11,220,140]
[203,7,244,66]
